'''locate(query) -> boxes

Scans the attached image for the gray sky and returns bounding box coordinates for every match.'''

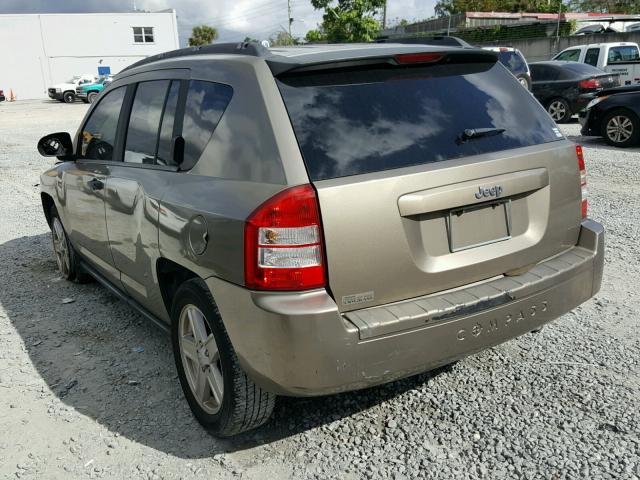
[0,0,437,45]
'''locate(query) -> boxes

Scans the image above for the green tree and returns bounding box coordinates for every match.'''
[435,0,568,16]
[308,0,385,43]
[269,31,298,46]
[567,0,635,13]
[188,25,219,46]
[305,29,327,42]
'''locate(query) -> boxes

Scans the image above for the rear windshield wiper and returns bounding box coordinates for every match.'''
[457,127,506,144]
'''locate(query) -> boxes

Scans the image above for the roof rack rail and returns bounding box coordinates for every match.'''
[122,41,270,72]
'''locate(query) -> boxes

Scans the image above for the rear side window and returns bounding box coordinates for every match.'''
[584,48,600,66]
[124,80,170,164]
[78,87,126,160]
[608,46,640,63]
[555,49,580,62]
[277,62,561,181]
[498,51,527,75]
[181,80,233,170]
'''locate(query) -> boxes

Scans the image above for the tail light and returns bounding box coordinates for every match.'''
[395,52,443,64]
[576,144,587,218]
[579,78,601,90]
[244,184,326,291]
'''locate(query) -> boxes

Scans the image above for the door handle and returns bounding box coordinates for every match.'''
[88,178,104,191]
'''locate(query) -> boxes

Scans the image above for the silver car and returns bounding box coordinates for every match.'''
[37,42,604,436]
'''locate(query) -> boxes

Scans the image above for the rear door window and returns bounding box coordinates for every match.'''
[277,61,561,181]
[555,49,580,62]
[124,80,170,164]
[78,87,126,160]
[181,80,233,170]
[584,48,600,66]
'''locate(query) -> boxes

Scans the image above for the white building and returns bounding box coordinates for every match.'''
[0,10,180,100]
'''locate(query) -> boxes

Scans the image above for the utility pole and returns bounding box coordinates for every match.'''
[288,0,293,39]
[556,0,562,43]
[382,0,387,29]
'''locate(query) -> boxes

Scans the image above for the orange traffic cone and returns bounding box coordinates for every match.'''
[9,89,16,102]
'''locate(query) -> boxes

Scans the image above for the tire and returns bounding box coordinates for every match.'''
[87,92,98,104]
[171,279,275,437]
[82,98,89,104]
[63,91,75,104]
[516,75,531,90]
[547,98,571,123]
[49,206,93,283]
[601,108,640,148]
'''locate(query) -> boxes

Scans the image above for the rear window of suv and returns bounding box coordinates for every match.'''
[277,61,561,181]
[498,51,528,75]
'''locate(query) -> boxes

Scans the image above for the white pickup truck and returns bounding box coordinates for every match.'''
[552,42,640,86]
[47,74,96,103]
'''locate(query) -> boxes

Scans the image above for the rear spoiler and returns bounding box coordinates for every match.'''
[267,49,498,76]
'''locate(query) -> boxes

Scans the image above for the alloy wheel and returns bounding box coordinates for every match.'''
[51,217,70,277]
[178,304,224,414]
[548,100,567,122]
[606,115,634,144]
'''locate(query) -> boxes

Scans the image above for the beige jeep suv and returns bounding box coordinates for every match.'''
[37,42,604,436]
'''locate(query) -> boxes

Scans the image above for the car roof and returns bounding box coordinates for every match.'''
[562,42,638,49]
[123,41,490,76]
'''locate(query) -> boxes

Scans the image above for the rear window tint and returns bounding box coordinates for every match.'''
[277,62,561,181]
[181,80,233,170]
[561,62,605,76]
[498,51,527,75]
[608,46,640,63]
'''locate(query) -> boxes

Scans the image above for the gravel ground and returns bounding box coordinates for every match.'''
[0,101,639,480]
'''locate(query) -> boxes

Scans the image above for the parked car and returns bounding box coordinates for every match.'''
[573,24,620,35]
[530,61,620,122]
[552,42,640,86]
[36,42,604,437]
[579,85,640,147]
[483,46,531,89]
[76,75,114,103]
[0,89,5,102]
[47,75,96,103]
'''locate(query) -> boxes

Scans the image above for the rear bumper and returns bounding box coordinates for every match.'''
[207,219,604,397]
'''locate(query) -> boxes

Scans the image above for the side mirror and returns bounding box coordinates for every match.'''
[37,132,75,160]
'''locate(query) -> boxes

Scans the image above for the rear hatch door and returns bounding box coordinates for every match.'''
[276,52,583,312]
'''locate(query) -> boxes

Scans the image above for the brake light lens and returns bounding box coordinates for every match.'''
[579,78,601,90]
[395,52,443,64]
[576,144,587,218]
[244,184,326,291]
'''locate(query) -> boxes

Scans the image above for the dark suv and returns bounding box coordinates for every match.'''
[37,42,604,437]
